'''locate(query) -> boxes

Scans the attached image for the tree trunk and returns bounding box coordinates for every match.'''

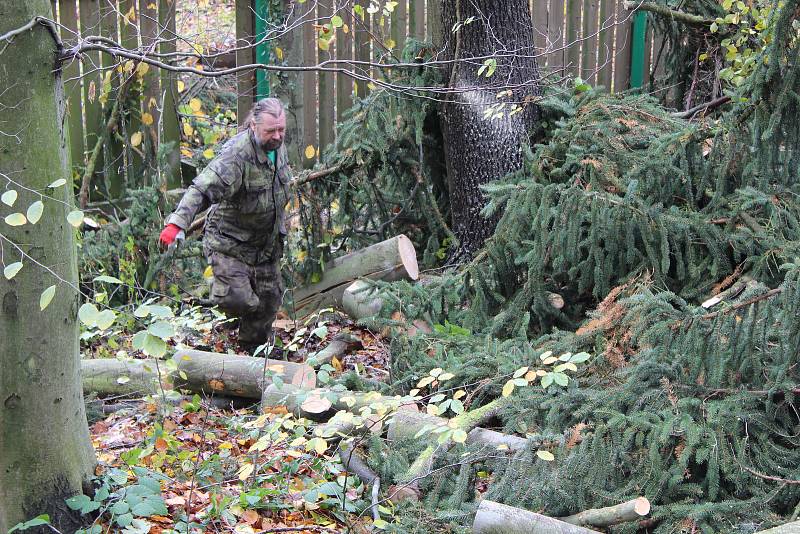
[0,3,96,531]
[473,501,602,534]
[439,0,541,260]
[560,498,651,528]
[171,349,316,398]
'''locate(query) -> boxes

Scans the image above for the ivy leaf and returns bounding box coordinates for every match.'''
[94,275,124,284]
[142,333,167,358]
[26,200,44,224]
[40,285,56,310]
[451,429,468,443]
[66,210,84,227]
[95,309,117,330]
[541,373,554,389]
[3,262,23,280]
[1,190,17,206]
[78,303,99,327]
[5,213,26,226]
[148,320,175,340]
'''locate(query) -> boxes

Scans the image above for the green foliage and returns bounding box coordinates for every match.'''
[333,2,800,532]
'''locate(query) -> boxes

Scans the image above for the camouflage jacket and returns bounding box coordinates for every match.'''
[166,130,292,264]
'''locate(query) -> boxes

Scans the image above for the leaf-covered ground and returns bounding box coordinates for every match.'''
[81,308,391,534]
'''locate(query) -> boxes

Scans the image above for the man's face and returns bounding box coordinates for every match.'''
[251,112,286,152]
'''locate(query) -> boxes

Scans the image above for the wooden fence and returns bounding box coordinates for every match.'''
[50,0,668,192]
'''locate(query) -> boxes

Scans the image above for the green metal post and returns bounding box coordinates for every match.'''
[254,0,271,99]
[630,11,647,89]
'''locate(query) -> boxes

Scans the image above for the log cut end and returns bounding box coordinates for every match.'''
[634,497,651,517]
[398,234,420,280]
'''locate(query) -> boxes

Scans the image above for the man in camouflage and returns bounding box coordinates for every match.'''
[159,98,291,351]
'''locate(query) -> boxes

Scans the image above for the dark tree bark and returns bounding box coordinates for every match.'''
[439,0,541,261]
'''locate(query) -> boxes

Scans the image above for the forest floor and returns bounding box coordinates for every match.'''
[82,309,390,534]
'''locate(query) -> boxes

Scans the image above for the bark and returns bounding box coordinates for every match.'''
[0,3,96,531]
[306,333,361,367]
[439,0,541,261]
[754,521,800,533]
[289,235,419,317]
[82,358,162,397]
[560,498,651,527]
[172,349,316,398]
[473,501,602,534]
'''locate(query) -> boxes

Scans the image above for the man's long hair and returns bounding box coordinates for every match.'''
[240,98,285,132]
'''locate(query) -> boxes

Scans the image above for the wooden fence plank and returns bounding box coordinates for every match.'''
[547,0,565,76]
[100,1,124,197]
[354,1,371,99]
[612,0,632,92]
[336,3,353,123]
[426,0,442,44]
[59,0,86,169]
[302,0,317,168]
[409,0,425,40]
[643,22,653,89]
[138,0,160,181]
[79,0,104,180]
[159,0,183,188]
[582,0,599,83]
[596,0,614,89]
[235,0,256,128]
[532,0,548,61]
[566,0,582,77]
[274,0,308,166]
[391,0,407,58]
[118,0,143,180]
[318,0,335,153]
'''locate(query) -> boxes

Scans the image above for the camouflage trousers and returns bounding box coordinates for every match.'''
[206,241,284,347]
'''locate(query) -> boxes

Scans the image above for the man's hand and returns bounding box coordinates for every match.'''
[159,223,184,247]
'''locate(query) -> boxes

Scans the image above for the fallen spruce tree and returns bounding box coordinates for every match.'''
[283,1,800,531]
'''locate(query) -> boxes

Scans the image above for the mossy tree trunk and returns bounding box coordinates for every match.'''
[439,0,541,260]
[0,2,96,531]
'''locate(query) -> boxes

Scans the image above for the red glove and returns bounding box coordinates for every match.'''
[159,223,183,247]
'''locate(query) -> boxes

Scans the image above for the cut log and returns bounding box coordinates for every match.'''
[261,383,418,421]
[172,349,316,398]
[81,358,163,397]
[307,332,362,367]
[342,280,384,320]
[754,520,800,533]
[560,497,651,528]
[288,235,419,317]
[473,501,602,534]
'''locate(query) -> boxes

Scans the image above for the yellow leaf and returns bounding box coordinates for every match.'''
[148,97,157,109]
[131,131,143,147]
[331,355,343,372]
[147,2,156,9]
[304,145,316,159]
[136,62,149,77]
[301,394,333,414]
[502,380,515,397]
[451,429,467,443]
[125,5,136,23]
[274,47,284,61]
[536,450,555,461]
[177,80,186,92]
[192,43,204,55]
[313,437,328,455]
[237,463,254,481]
[203,265,214,279]
[343,23,350,34]
[385,38,396,49]
[183,122,194,136]
[142,112,154,126]
[189,98,202,112]
[180,148,194,158]
[202,148,215,159]
[218,442,233,449]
